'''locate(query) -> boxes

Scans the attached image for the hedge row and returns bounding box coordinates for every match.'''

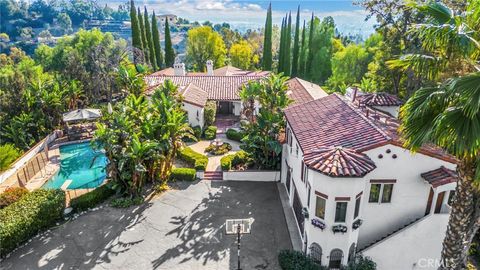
[0,187,29,209]
[226,129,245,142]
[0,189,65,256]
[178,147,208,170]
[69,184,115,212]
[278,250,326,270]
[220,150,250,171]
[204,126,217,140]
[170,168,197,181]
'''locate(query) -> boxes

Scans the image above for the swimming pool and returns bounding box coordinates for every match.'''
[43,142,108,190]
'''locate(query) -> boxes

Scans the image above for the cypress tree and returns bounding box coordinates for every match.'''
[144,7,156,69]
[284,12,292,76]
[306,13,315,80]
[151,11,163,69]
[262,3,273,71]
[277,17,285,73]
[138,7,148,61]
[164,19,175,67]
[130,0,143,62]
[298,20,307,77]
[291,6,300,77]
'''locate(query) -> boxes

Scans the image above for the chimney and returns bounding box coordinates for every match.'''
[351,86,358,103]
[174,62,186,76]
[206,60,214,76]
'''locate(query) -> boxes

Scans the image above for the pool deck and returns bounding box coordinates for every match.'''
[24,146,61,191]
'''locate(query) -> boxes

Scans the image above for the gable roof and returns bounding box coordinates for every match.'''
[213,65,270,76]
[144,75,265,101]
[421,166,458,187]
[358,92,404,107]
[180,83,208,107]
[285,94,391,153]
[287,77,328,106]
[304,146,376,177]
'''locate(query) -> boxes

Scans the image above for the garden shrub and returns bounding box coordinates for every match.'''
[110,197,143,208]
[220,150,251,171]
[192,125,202,139]
[203,126,217,140]
[178,147,208,170]
[69,185,115,212]
[0,187,29,209]
[278,250,326,270]
[226,129,245,142]
[204,101,216,126]
[205,142,232,155]
[170,168,196,181]
[0,189,65,256]
[345,255,377,270]
[0,144,21,172]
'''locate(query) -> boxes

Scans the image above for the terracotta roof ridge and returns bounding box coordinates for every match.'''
[333,93,392,145]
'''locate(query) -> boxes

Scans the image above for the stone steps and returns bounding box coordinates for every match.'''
[203,171,223,180]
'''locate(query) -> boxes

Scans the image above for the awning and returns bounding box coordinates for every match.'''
[63,109,102,122]
[421,166,458,188]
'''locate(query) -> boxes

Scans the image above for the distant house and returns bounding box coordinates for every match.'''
[157,14,177,26]
[281,91,456,269]
[144,61,326,129]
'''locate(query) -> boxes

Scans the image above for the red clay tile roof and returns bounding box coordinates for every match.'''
[358,92,404,106]
[421,166,458,187]
[180,83,208,107]
[144,75,265,101]
[286,77,328,106]
[284,94,391,153]
[304,146,376,177]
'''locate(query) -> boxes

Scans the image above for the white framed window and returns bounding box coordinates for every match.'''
[315,196,326,220]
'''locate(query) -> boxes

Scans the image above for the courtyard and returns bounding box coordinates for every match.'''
[1,181,292,270]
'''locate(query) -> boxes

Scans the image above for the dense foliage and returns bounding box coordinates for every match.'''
[0,144,21,171]
[203,126,217,140]
[226,129,245,142]
[69,184,115,212]
[204,101,217,127]
[240,73,292,169]
[0,187,29,209]
[186,26,227,71]
[94,80,194,197]
[0,189,65,256]
[220,150,251,171]
[278,250,326,270]
[205,142,232,156]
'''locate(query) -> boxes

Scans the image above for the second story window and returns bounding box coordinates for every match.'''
[368,180,395,203]
[335,202,348,223]
[354,196,361,219]
[315,195,326,220]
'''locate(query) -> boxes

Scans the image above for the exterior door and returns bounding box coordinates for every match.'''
[217,101,231,115]
[425,188,434,215]
[435,191,445,214]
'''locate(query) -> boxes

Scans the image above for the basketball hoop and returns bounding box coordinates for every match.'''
[225,218,254,270]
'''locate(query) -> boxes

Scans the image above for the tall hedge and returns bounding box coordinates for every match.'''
[0,189,65,256]
[70,185,115,212]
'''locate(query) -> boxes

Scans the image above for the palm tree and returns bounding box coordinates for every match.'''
[398,2,480,268]
[64,80,84,110]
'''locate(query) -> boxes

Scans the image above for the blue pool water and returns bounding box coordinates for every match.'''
[43,142,108,189]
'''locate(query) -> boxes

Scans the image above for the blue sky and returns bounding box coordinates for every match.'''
[101,0,374,36]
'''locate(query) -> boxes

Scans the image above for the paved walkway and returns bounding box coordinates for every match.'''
[187,134,241,172]
[2,181,292,270]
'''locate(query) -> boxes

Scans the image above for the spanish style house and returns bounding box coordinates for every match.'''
[144,61,326,129]
[281,91,457,269]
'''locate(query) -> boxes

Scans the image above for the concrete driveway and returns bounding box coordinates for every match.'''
[1,181,292,270]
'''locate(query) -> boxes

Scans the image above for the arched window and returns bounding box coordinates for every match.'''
[348,243,356,262]
[329,249,343,269]
[309,243,322,264]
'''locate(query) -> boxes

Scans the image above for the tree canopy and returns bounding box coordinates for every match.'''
[186,26,226,71]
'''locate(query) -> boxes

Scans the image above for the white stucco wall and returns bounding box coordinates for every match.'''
[280,123,457,267]
[182,102,204,128]
[359,144,455,248]
[363,213,449,270]
[223,171,280,181]
[232,101,242,116]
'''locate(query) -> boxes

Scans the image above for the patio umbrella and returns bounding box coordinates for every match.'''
[63,109,102,123]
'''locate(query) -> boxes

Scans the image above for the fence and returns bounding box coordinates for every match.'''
[0,131,58,188]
